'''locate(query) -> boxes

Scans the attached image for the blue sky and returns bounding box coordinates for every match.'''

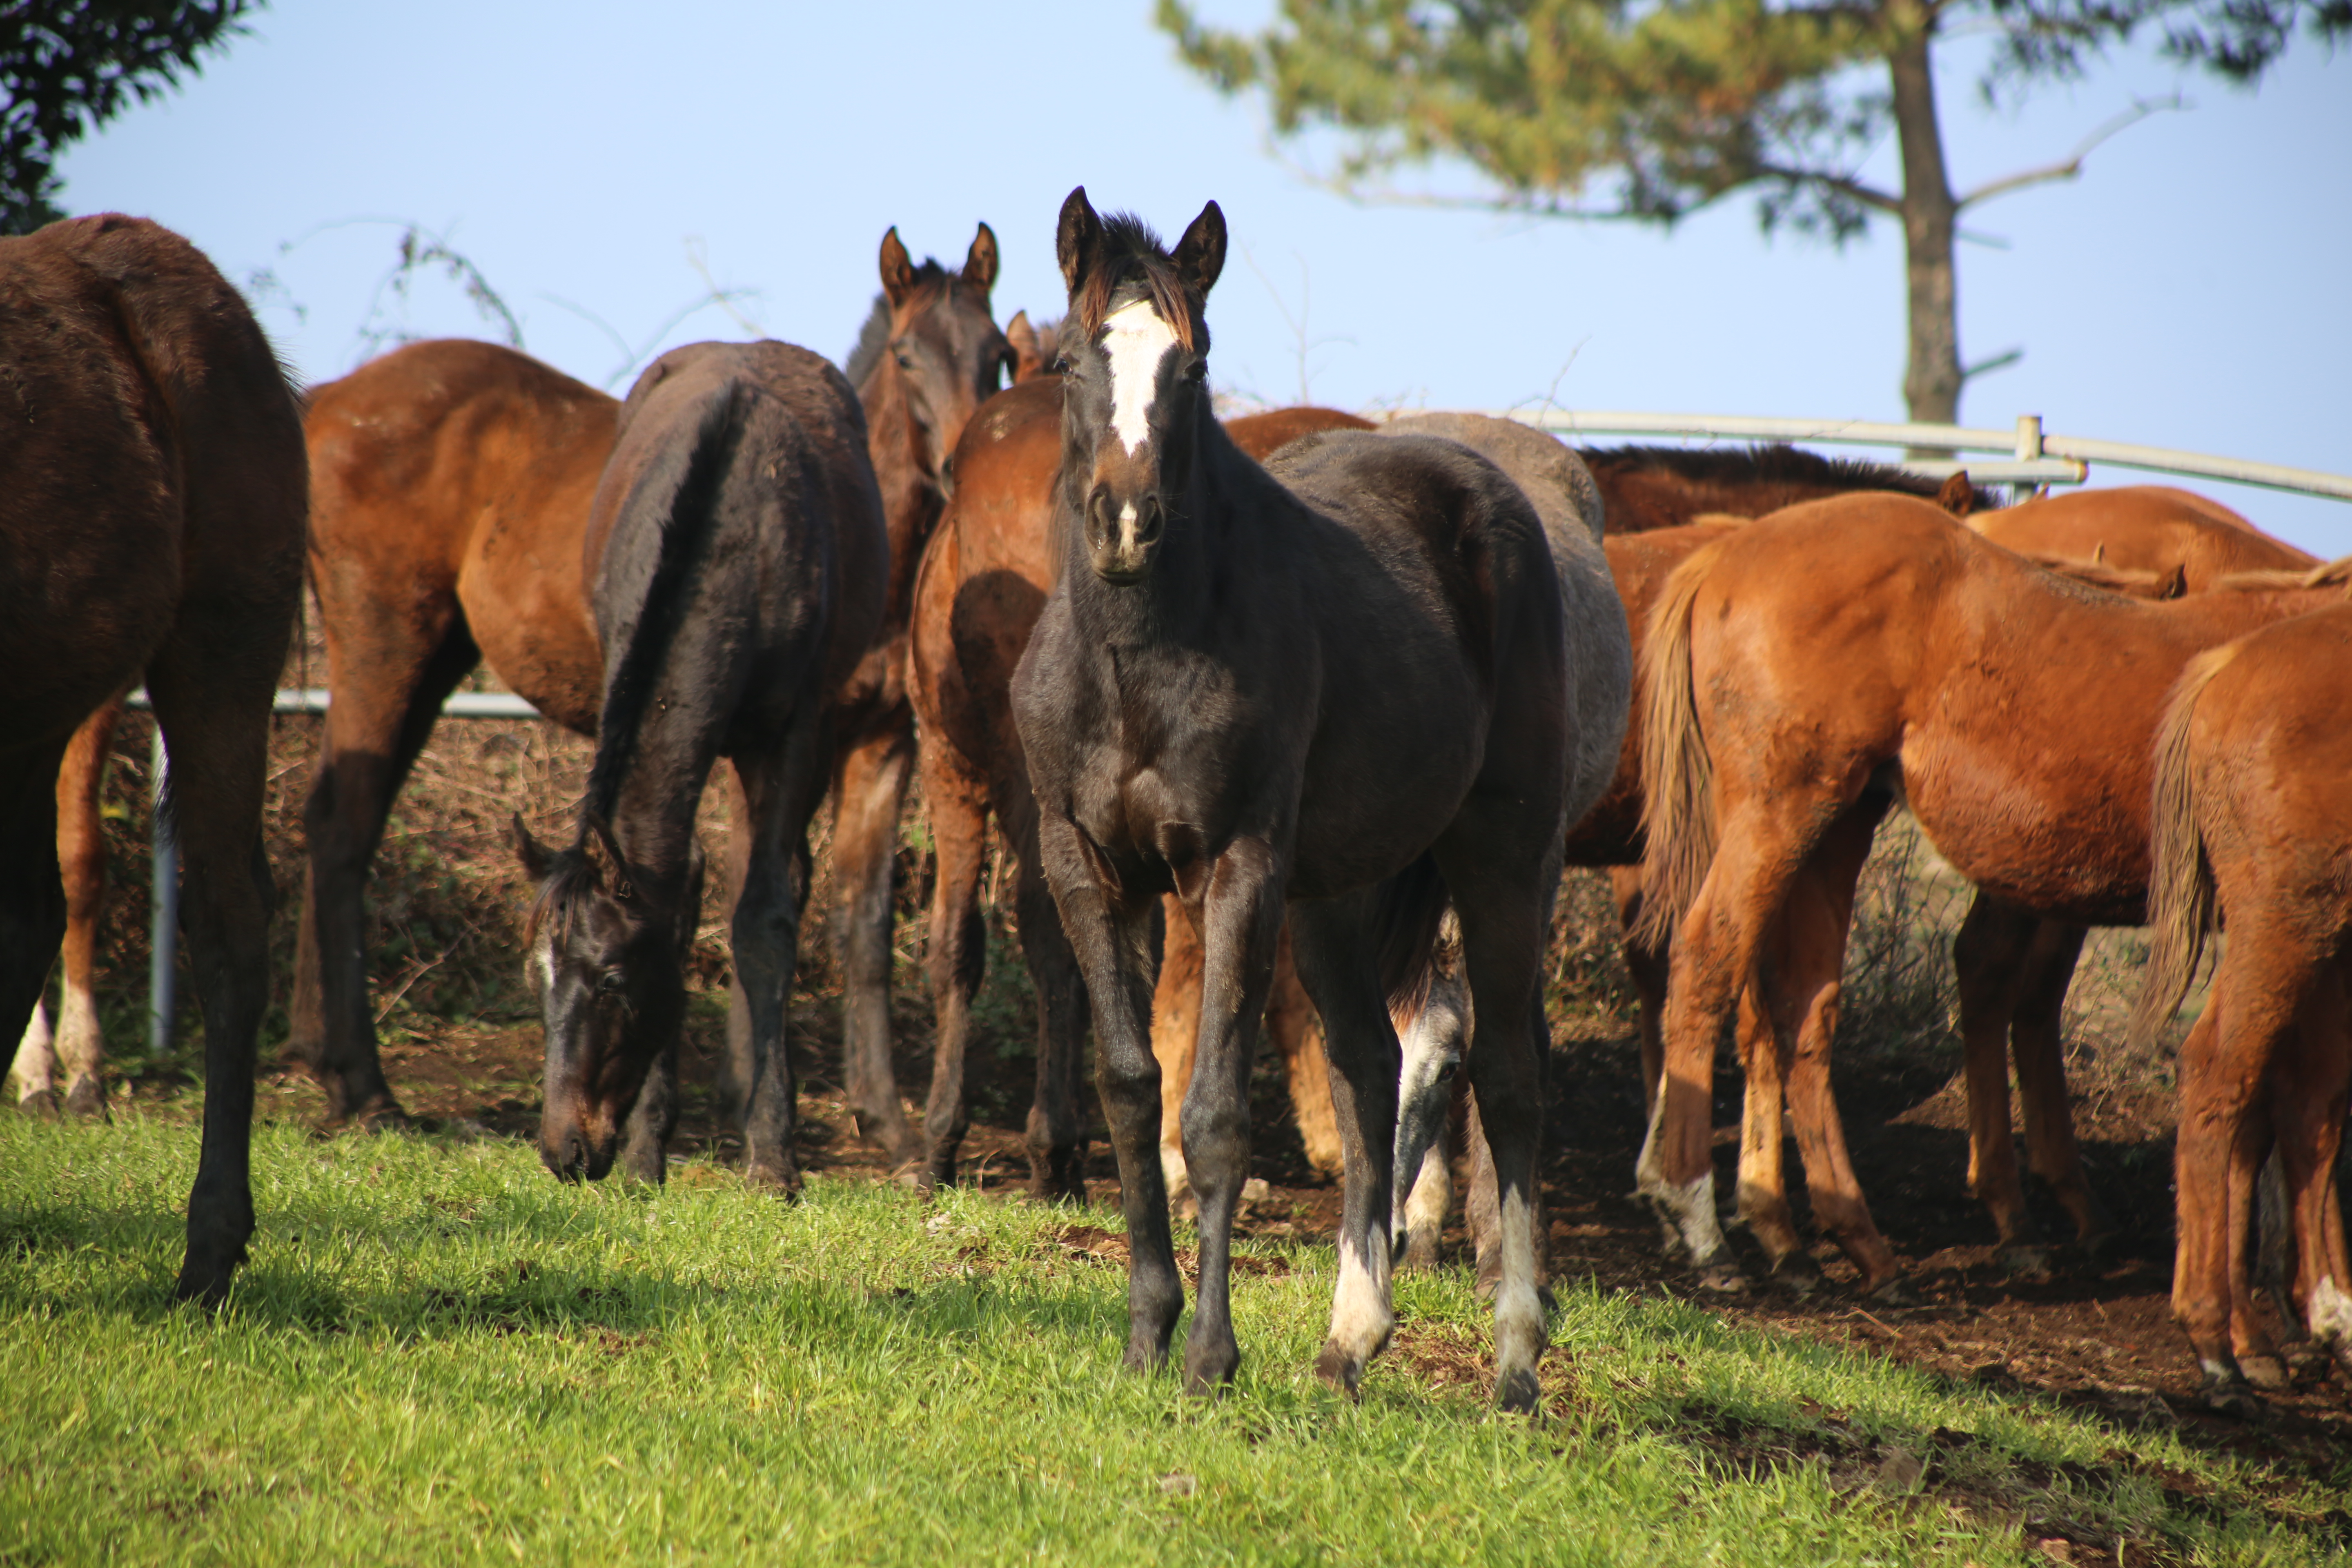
[56,2,2351,552]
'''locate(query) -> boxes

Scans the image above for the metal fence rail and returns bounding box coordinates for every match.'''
[1500,410,2352,501]
[122,686,547,1055]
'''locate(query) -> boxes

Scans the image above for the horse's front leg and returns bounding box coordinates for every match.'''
[1034,811,1179,1370]
[1179,840,1285,1392]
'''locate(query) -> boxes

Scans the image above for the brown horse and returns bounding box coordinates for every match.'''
[295,225,1010,1151]
[8,698,122,1116]
[1971,484,2310,592]
[1635,494,2350,1297]
[0,214,305,1301]
[2131,590,2352,1416]
[905,370,1369,1196]
[1581,444,1991,535]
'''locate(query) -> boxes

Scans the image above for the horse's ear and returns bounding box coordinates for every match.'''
[582,813,635,903]
[1056,187,1101,296]
[2093,541,2107,564]
[963,222,999,294]
[512,814,554,881]
[2163,562,2187,599]
[1172,200,1227,299]
[879,226,918,309]
[1007,309,1036,356]
[1936,470,1972,518]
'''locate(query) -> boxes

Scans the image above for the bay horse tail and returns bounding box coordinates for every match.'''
[2128,643,2236,1048]
[1632,538,1731,951]
[581,378,750,826]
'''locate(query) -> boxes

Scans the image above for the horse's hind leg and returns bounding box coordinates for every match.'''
[52,700,121,1117]
[1150,896,1204,1214]
[1609,865,1669,1118]
[1011,809,1093,1201]
[0,745,72,1085]
[1954,894,2042,1264]
[293,614,480,1126]
[1287,891,1401,1399]
[1733,976,1817,1292]
[147,658,279,1305]
[1268,927,1342,1178]
[2009,918,2111,1251]
[828,718,919,1167]
[915,742,991,1189]
[1769,808,1903,1297]
[729,720,834,1195]
[2272,964,2352,1379]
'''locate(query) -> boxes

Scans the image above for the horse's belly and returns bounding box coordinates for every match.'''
[1898,749,2150,925]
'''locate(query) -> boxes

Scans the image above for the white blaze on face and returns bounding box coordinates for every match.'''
[1101,297,1178,456]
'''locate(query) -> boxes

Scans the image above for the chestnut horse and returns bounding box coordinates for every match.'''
[296,225,1009,1152]
[0,214,305,1301]
[907,370,1371,1196]
[1582,443,1989,535]
[1013,191,1579,1407]
[8,698,121,1116]
[1635,495,2351,1297]
[2132,591,2352,1415]
[513,341,885,1187]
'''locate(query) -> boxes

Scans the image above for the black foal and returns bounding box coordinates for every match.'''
[1010,190,1571,1408]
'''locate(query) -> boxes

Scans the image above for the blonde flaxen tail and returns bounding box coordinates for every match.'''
[2127,644,2236,1048]
[1632,540,1730,953]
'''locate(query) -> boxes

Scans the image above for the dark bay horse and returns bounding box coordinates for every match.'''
[905,373,1370,1196]
[0,214,305,1301]
[1635,495,2352,1298]
[514,341,886,1187]
[2133,590,2352,1414]
[297,225,1009,1151]
[1012,191,1576,1407]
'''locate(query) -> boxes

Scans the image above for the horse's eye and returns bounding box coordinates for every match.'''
[1185,360,1207,383]
[595,969,626,996]
[893,351,913,370]
[1050,356,1070,375]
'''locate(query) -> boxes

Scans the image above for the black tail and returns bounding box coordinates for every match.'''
[1373,853,1452,1021]
[582,379,747,826]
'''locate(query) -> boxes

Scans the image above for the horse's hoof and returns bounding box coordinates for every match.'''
[1864,1275,1918,1308]
[1765,1250,1823,1297]
[61,1078,107,1120]
[14,1090,60,1121]
[1123,1336,1171,1374]
[2199,1369,2265,1421]
[1995,1243,2053,1280]
[1313,1342,1362,1400]
[1183,1344,1239,1396]
[746,1160,803,1199]
[1694,1256,1749,1294]
[1495,1366,1541,1414]
[618,1153,668,1187]
[173,1250,243,1310]
[355,1105,414,1134]
[2238,1355,2290,1392]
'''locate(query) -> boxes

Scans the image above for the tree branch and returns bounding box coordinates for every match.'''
[1956,94,2185,210]
[1755,163,1904,216]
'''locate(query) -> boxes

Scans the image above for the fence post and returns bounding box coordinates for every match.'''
[148,724,177,1058]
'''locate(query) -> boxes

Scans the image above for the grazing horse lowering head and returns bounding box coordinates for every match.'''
[512,813,703,1180]
[860,223,1013,497]
[1052,186,1226,585]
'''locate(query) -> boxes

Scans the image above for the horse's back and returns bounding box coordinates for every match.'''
[595,341,887,710]
[0,215,303,742]
[1976,485,2316,590]
[1379,414,1628,825]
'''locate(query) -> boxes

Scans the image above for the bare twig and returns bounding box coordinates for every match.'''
[1956,95,2187,211]
[374,916,484,1026]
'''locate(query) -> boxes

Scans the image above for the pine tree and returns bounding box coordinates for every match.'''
[2,1,260,235]
[1159,0,2348,423]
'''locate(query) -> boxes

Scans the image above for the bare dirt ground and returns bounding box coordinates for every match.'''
[33,675,2352,1551]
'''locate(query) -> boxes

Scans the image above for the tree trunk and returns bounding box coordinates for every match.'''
[1887,14,1962,426]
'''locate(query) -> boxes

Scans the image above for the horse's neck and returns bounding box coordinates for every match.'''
[860,370,939,614]
[2172,584,2344,640]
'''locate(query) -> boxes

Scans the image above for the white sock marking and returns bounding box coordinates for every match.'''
[1327,1228,1395,1363]
[2310,1274,2352,1348]
[1102,299,1176,457]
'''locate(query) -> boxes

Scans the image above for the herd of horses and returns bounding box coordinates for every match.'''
[3,198,2346,1421]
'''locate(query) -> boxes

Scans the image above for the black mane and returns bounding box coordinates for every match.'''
[1581,441,1994,507]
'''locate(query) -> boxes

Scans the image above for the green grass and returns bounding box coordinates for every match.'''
[0,1113,2341,1566]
